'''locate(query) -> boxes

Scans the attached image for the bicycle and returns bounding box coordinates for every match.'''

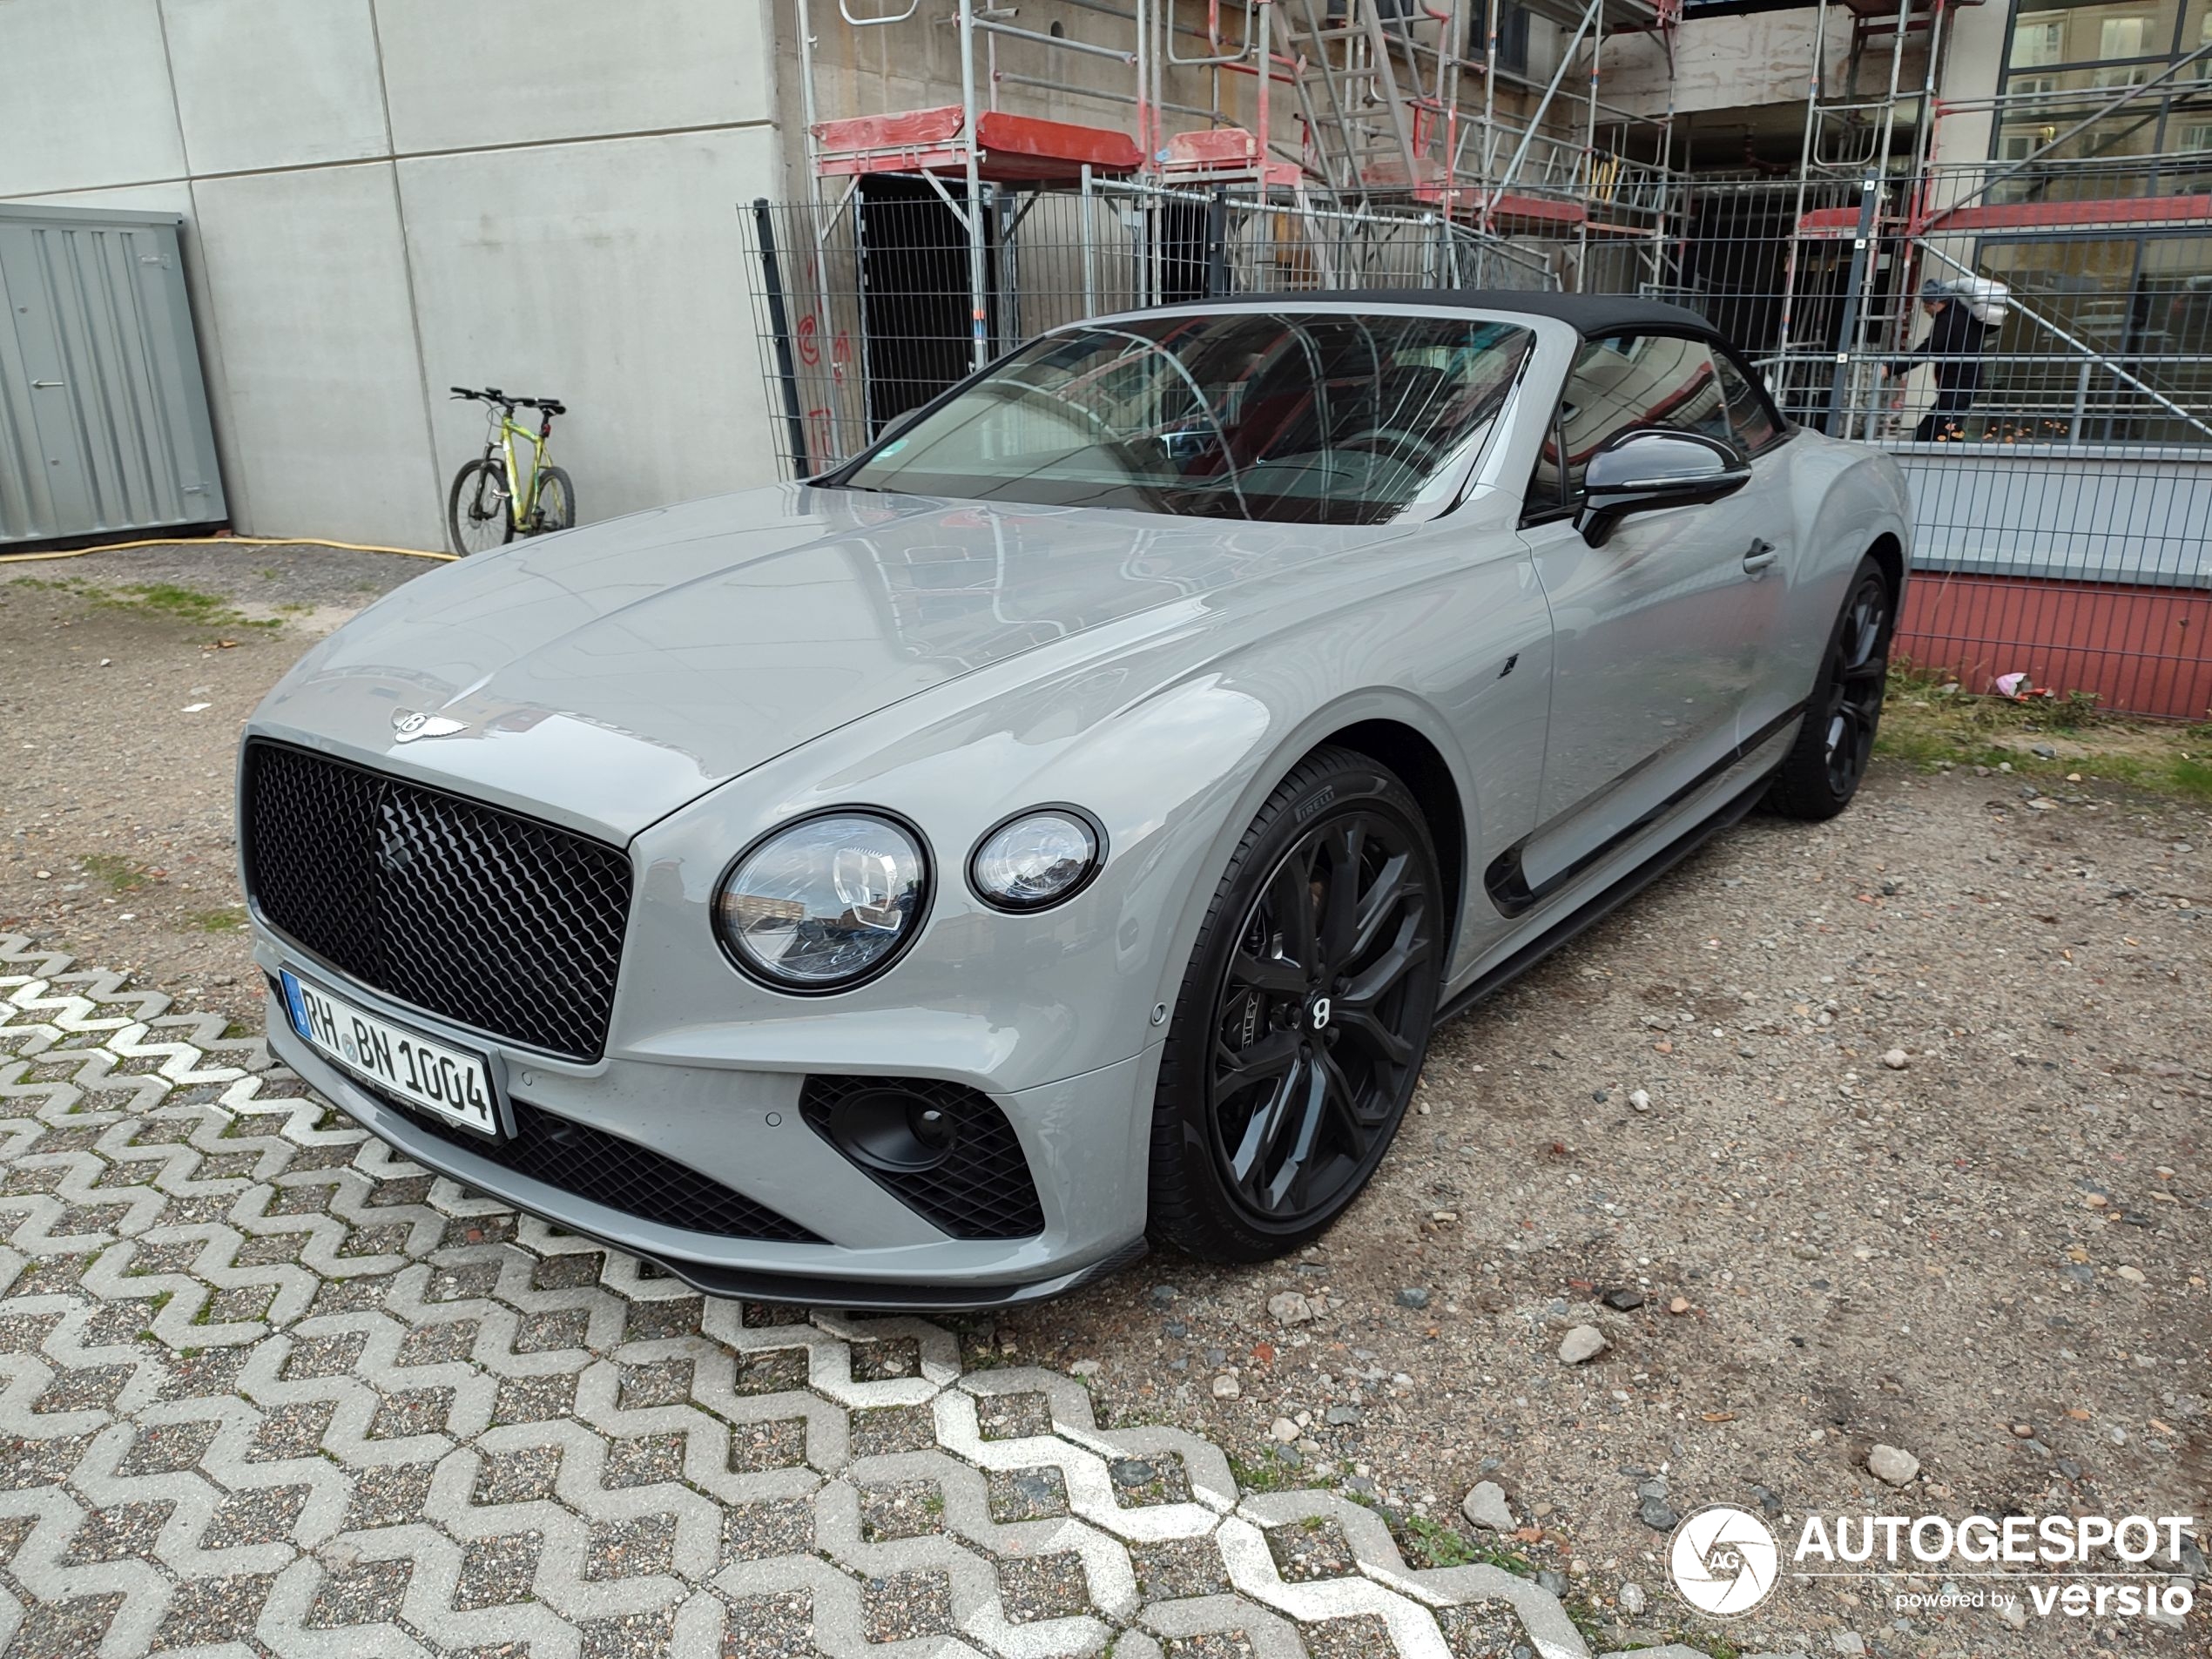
[447,386,577,554]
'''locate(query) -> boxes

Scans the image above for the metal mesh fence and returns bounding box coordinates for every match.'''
[743,161,2212,718]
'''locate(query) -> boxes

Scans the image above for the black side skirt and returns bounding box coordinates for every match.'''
[1483,700,1806,919]
[1442,762,1777,1025]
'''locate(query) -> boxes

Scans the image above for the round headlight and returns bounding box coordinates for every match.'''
[969,808,1103,912]
[714,812,929,990]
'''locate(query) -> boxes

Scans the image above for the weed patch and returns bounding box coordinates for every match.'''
[80,853,152,892]
[1878,667,2212,803]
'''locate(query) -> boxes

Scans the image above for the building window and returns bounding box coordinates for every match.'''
[2011,18,2065,63]
[1995,0,2207,167]
[1967,233,2212,443]
[2001,0,2189,75]
[2098,14,2149,53]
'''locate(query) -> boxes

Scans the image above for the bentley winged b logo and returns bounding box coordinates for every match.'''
[391,709,469,744]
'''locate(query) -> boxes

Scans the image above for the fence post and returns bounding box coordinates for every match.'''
[1206,186,1231,298]
[1081,165,1097,316]
[995,187,1020,350]
[1823,175,1881,437]
[751,199,813,478]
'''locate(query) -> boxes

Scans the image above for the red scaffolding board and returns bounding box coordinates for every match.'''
[812,106,1143,183]
[1799,193,2212,238]
[1156,127,1305,187]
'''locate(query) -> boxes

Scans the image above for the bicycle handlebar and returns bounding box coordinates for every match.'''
[451,386,563,416]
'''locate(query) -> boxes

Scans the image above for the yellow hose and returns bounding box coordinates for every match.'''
[0,533,455,565]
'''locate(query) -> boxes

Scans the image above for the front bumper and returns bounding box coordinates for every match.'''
[258,967,1157,1312]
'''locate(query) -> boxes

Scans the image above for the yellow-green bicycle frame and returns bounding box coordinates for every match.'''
[488,409,549,529]
[447,387,572,554]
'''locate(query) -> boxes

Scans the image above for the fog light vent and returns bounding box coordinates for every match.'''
[799,1075,1045,1240]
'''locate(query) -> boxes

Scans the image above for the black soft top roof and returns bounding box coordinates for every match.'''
[1144,289,1725,342]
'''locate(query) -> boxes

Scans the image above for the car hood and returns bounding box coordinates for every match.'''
[253,483,1390,840]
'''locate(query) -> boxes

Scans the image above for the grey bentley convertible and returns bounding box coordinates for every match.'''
[239,292,1908,1307]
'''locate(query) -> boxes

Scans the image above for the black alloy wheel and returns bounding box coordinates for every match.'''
[1769,553,1895,820]
[1822,572,1889,798]
[1150,747,1443,1260]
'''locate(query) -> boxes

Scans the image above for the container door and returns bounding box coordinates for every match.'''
[0,215,225,546]
[0,221,95,540]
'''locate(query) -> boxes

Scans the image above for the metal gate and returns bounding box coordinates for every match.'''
[0,205,226,547]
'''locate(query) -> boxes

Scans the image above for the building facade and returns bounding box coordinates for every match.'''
[1,0,786,550]
[3,0,2207,568]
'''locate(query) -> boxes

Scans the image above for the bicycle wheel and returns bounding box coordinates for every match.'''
[529,466,576,536]
[447,458,515,555]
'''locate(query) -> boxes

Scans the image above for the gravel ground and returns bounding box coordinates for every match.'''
[0,541,426,1014]
[1000,774,2209,1655]
[1,542,2204,1656]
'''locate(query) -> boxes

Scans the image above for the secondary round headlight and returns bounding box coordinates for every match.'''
[714,812,929,990]
[969,808,1103,911]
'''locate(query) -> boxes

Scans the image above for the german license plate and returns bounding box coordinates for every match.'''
[279,968,502,1139]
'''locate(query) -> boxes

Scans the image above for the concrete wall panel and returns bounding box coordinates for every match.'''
[160,0,391,174]
[187,165,442,547]
[1931,0,2009,170]
[1606,13,1834,116]
[398,128,779,527]
[374,0,772,153]
[0,0,185,196]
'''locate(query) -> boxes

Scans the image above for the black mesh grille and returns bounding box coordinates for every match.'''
[801,1076,1046,1239]
[243,739,632,1061]
[360,1083,821,1243]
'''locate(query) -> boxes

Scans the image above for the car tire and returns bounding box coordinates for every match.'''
[1147,745,1444,1263]
[1767,553,1894,821]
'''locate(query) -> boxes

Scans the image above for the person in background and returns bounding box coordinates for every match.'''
[1887,279,1991,442]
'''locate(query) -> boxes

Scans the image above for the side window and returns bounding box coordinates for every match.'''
[1554,334,1731,494]
[1526,405,1566,515]
[1522,332,1737,519]
[1712,348,1782,453]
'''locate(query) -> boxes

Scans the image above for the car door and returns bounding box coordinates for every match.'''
[1708,343,1801,745]
[1511,331,1777,897]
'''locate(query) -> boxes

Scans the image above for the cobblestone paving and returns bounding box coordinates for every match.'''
[0,934,1605,1659]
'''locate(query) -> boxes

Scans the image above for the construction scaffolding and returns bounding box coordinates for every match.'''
[750,0,2212,718]
[1770,0,2212,443]
[787,0,1689,334]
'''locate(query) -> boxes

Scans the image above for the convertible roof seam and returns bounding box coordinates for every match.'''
[1105,290,1725,344]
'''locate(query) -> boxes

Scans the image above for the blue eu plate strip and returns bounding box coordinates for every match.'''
[278,969,311,1040]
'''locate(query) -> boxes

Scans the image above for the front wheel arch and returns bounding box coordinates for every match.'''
[1313,718,1466,970]
[1136,690,1480,1028]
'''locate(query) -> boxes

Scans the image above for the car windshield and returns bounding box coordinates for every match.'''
[835,312,1534,525]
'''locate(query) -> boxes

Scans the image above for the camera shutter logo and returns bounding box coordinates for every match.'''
[1669,1506,1781,1616]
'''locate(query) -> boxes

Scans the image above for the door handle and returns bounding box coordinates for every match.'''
[30,380,64,389]
[1743,538,1779,574]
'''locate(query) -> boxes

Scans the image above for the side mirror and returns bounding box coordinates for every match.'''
[1577,428,1750,546]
